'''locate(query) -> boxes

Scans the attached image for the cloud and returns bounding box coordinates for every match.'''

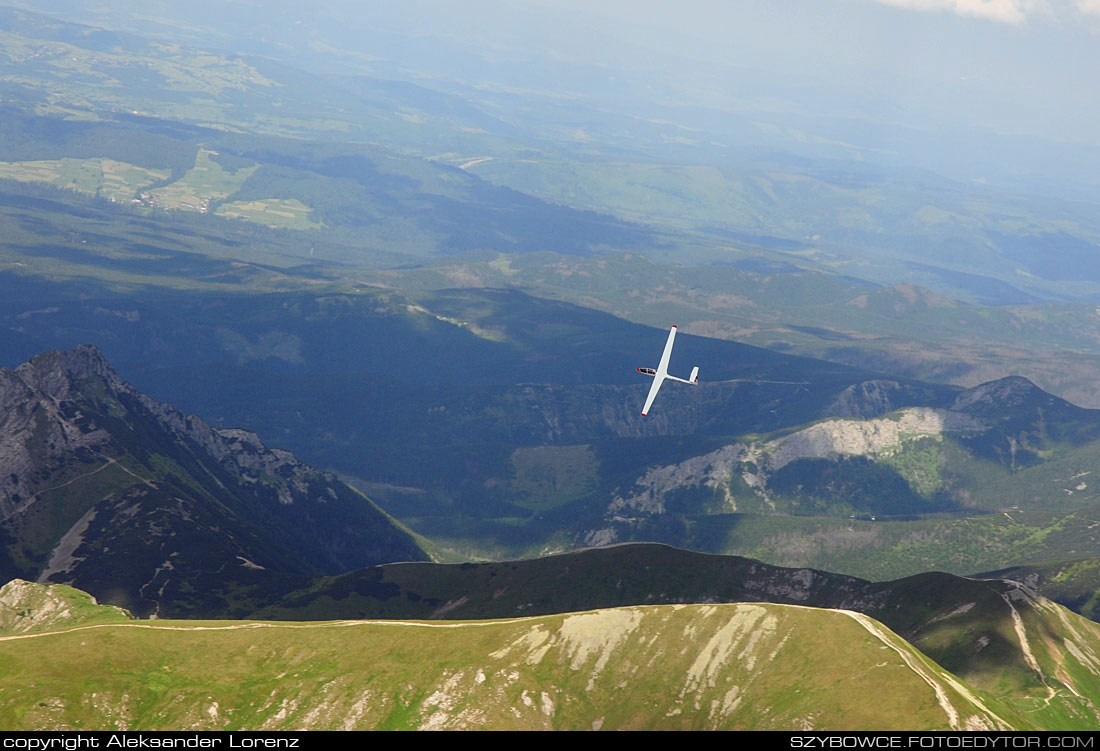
[1077,0,1100,16]
[868,0,1045,25]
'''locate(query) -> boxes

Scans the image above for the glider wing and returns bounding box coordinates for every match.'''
[657,326,677,376]
[641,373,665,417]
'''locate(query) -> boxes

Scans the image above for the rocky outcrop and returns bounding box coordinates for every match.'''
[610,407,984,516]
[0,578,131,634]
[0,347,119,519]
[764,408,983,471]
[609,444,750,515]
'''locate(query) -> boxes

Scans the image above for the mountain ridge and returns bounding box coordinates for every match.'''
[227,540,1100,723]
[0,344,430,616]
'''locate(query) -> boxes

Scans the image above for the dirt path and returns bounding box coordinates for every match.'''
[458,157,493,170]
[0,614,546,643]
[32,459,115,499]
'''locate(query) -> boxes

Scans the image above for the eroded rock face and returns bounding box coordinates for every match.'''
[763,408,984,472]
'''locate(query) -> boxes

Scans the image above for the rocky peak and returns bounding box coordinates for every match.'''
[12,344,126,402]
[0,346,321,512]
[0,346,128,519]
[0,346,429,616]
[822,379,946,420]
[951,376,1057,415]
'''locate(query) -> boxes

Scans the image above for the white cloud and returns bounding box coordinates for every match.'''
[868,0,1046,25]
[1076,0,1100,16]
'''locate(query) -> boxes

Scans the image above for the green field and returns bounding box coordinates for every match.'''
[215,197,321,230]
[149,149,256,212]
[0,157,168,200]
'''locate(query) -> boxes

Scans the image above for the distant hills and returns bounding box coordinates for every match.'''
[0,106,654,278]
[372,252,1100,410]
[0,344,429,617]
[4,4,1100,304]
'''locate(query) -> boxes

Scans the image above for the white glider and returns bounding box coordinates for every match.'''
[636,325,699,416]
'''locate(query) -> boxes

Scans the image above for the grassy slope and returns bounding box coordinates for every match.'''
[0,600,1026,731]
[10,550,1100,730]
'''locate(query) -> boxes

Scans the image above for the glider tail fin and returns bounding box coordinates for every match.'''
[690,366,699,384]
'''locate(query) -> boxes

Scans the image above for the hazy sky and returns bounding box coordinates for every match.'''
[25,0,1100,132]
[326,0,1099,147]
[19,0,1100,168]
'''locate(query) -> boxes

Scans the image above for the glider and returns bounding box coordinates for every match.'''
[636,325,699,416]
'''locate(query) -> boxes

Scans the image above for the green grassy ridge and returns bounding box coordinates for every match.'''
[0,596,1029,730]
